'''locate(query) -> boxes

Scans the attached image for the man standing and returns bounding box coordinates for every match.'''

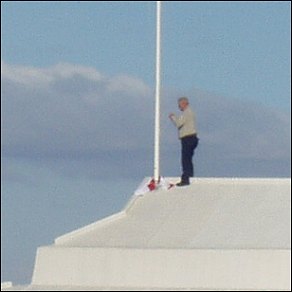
[169,97,199,186]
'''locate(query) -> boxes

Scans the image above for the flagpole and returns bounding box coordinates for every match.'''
[154,1,162,183]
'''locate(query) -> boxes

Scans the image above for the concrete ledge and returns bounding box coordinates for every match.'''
[32,246,291,291]
[27,178,291,291]
[1,282,13,289]
[55,211,126,245]
[55,196,139,245]
[54,178,291,249]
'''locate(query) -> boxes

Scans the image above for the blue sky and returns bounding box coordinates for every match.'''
[2,1,291,109]
[1,1,291,285]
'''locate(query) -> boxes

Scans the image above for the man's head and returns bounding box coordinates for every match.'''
[178,97,189,111]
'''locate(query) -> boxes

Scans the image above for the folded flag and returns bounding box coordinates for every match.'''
[134,177,174,196]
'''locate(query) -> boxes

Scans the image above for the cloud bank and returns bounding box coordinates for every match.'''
[1,62,153,156]
[1,61,291,177]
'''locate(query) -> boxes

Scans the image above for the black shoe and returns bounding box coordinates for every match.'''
[176,181,190,187]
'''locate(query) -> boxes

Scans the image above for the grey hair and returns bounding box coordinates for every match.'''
[178,97,189,103]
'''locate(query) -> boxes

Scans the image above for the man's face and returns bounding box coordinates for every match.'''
[178,100,188,111]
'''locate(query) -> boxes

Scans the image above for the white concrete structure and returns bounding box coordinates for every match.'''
[3,178,291,291]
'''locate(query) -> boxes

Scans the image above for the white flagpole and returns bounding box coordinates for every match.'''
[154,1,162,183]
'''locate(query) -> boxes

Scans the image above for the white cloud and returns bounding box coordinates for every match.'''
[107,75,151,96]
[1,62,103,88]
[1,61,291,177]
[194,91,291,161]
[1,61,153,156]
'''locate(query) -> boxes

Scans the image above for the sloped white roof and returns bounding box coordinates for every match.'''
[55,178,291,249]
[3,178,291,291]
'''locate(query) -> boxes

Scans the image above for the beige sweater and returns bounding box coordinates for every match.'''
[171,106,197,139]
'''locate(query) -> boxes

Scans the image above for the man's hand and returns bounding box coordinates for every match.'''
[169,113,175,120]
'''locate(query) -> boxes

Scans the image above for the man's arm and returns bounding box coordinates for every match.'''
[169,113,185,129]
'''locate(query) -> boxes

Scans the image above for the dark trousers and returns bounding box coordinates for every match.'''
[181,135,199,182]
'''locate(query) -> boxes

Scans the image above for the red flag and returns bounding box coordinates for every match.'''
[147,179,156,191]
